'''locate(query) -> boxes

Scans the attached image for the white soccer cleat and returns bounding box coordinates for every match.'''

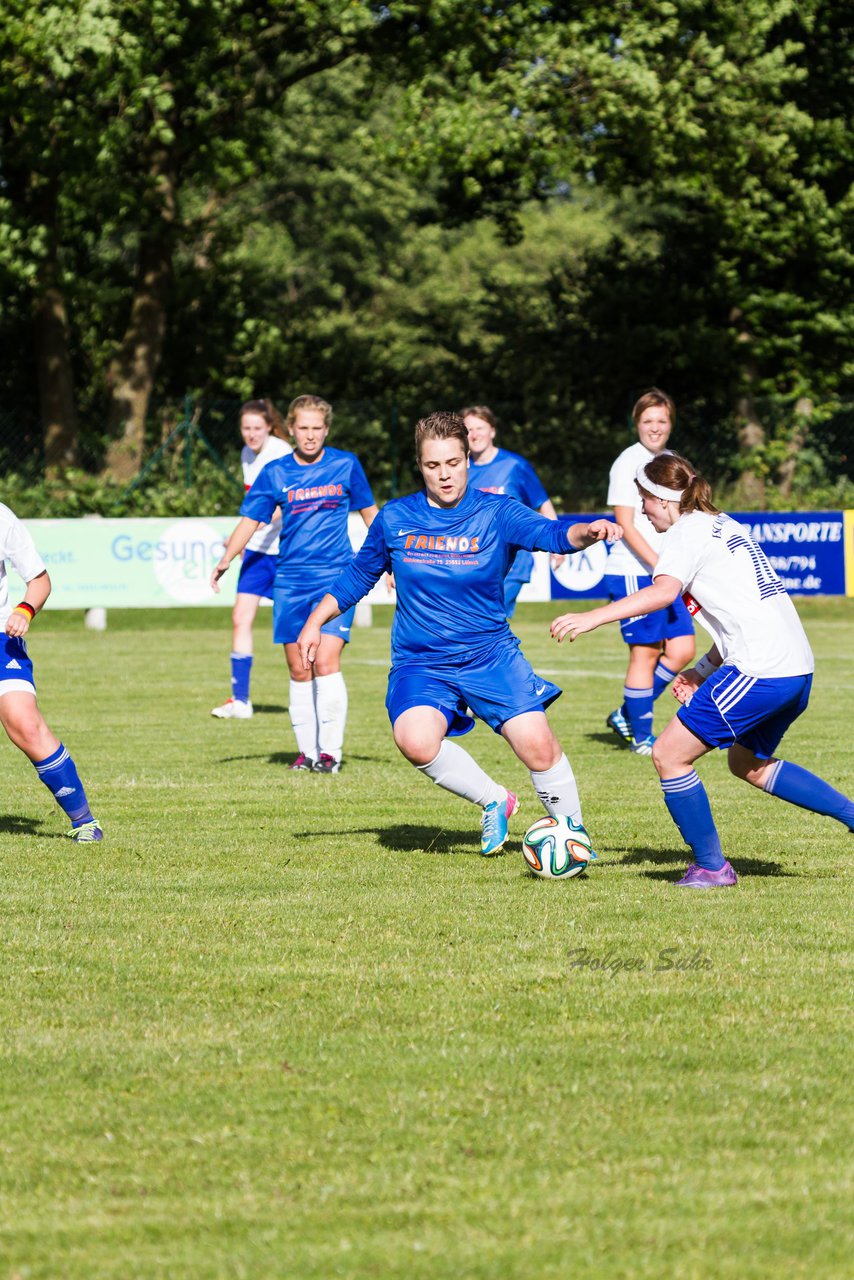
[211,698,253,719]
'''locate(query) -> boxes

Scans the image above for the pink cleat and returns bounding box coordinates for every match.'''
[675,860,738,888]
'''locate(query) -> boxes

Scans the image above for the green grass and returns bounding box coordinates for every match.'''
[1,601,852,1278]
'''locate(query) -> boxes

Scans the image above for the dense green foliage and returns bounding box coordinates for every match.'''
[1,2,852,498]
[1,601,852,1276]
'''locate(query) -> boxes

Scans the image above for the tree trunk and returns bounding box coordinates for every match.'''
[731,307,766,508]
[776,396,813,500]
[33,277,79,473]
[102,228,174,482]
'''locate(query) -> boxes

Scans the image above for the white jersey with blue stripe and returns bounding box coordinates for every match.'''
[331,487,569,664]
[654,511,814,678]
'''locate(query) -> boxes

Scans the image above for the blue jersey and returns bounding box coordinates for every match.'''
[470,448,550,584]
[241,446,374,580]
[331,486,569,664]
[469,448,549,509]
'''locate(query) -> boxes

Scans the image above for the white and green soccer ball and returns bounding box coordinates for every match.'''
[522,814,595,879]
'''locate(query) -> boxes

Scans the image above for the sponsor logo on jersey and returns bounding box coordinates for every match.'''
[403,534,480,552]
[476,485,506,494]
[286,483,344,503]
[682,591,702,616]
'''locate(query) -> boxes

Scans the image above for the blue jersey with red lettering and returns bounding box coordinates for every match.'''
[470,448,550,583]
[241,446,374,579]
[331,486,569,663]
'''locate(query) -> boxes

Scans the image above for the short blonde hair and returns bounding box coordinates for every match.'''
[287,395,333,430]
[414,411,469,462]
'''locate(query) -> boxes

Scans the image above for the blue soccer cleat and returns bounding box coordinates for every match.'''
[480,791,520,857]
[606,707,632,744]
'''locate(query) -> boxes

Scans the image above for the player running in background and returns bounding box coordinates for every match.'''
[211,399,292,719]
[463,405,564,617]
[0,504,102,842]
[297,411,621,856]
[211,395,377,774]
[551,452,854,887]
[604,389,695,755]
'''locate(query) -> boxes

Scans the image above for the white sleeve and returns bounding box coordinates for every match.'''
[607,448,641,508]
[653,522,703,590]
[2,511,47,584]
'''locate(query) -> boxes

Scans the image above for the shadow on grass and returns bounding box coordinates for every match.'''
[586,731,637,754]
[0,813,62,838]
[249,703,287,715]
[217,751,375,767]
[296,824,482,856]
[618,845,791,878]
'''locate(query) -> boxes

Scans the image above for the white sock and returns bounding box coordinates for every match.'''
[417,739,505,808]
[289,679,318,759]
[530,753,582,823]
[315,672,348,762]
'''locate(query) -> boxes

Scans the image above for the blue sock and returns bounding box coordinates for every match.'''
[653,660,678,703]
[661,771,725,870]
[624,685,654,741]
[231,652,253,703]
[34,744,93,826]
[764,760,854,830]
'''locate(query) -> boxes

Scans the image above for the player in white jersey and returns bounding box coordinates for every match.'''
[604,389,695,754]
[551,452,854,887]
[0,505,102,841]
[211,399,292,719]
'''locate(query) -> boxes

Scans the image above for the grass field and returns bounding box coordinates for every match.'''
[1,600,852,1279]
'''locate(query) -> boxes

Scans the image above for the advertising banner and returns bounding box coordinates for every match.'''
[4,511,852,608]
[5,515,388,609]
[550,511,851,599]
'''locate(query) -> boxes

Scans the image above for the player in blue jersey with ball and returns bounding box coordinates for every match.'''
[551,451,854,887]
[297,411,621,857]
[211,395,378,773]
[463,405,564,617]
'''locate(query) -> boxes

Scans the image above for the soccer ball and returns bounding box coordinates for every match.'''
[522,815,595,879]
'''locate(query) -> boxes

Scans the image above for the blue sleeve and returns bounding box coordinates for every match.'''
[347,456,375,511]
[240,463,280,524]
[516,458,550,510]
[329,514,390,609]
[496,500,568,553]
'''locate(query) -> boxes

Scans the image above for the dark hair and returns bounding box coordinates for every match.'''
[240,398,286,439]
[414,411,470,462]
[461,404,498,431]
[638,452,719,515]
[287,394,333,431]
[632,387,676,427]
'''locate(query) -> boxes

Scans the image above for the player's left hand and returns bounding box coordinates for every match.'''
[550,610,601,643]
[587,519,622,544]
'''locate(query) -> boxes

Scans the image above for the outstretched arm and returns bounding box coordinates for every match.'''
[210,517,261,592]
[551,574,683,643]
[565,518,623,551]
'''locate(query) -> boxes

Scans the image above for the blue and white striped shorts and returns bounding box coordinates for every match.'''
[678,663,812,759]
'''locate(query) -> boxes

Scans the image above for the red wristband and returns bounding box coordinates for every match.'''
[13,602,35,620]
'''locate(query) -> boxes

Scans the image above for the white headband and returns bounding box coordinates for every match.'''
[635,462,687,503]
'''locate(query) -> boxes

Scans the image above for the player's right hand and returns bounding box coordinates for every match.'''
[671,671,701,704]
[297,624,321,670]
[210,560,229,593]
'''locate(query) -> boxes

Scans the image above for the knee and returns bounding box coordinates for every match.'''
[650,740,668,777]
[313,659,341,679]
[393,729,438,768]
[4,711,51,760]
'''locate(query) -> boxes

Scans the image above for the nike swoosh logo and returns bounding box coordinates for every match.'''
[397,529,411,536]
[535,682,547,696]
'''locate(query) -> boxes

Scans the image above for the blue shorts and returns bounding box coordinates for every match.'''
[273,576,355,646]
[0,635,35,695]
[604,573,695,646]
[236,549,276,599]
[386,639,561,736]
[678,664,812,759]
